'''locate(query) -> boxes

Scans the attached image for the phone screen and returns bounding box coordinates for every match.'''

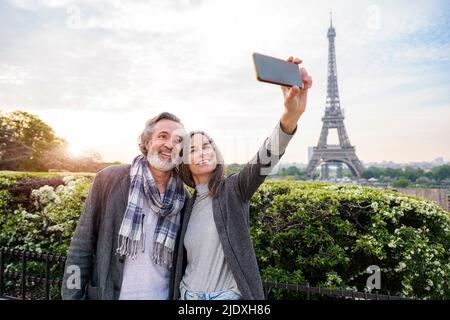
[253,53,303,89]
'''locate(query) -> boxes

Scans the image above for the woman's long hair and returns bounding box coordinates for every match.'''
[178,131,225,198]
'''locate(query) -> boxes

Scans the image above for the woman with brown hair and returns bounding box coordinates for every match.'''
[170,57,312,300]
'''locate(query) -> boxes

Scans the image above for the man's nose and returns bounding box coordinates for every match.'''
[163,139,175,150]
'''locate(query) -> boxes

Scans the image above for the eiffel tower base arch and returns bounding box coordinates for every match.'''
[306,148,364,180]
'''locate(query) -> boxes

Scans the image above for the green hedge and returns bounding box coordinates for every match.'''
[0,172,449,299]
[0,172,94,254]
[250,181,450,299]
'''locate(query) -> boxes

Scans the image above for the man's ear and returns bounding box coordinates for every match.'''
[143,140,152,157]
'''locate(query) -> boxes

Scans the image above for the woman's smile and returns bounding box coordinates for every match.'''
[196,159,212,166]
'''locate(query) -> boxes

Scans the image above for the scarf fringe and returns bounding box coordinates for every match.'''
[117,232,145,260]
[153,242,174,268]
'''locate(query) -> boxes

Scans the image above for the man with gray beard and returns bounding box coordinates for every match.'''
[62,112,189,300]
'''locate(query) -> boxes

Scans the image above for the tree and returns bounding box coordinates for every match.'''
[0,116,33,169]
[392,177,410,188]
[0,110,119,173]
[416,176,431,185]
[431,165,450,182]
[81,149,103,164]
[362,167,384,179]
[0,111,66,171]
[286,166,300,176]
[404,166,424,182]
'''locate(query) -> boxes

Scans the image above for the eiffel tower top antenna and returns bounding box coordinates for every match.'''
[326,11,339,112]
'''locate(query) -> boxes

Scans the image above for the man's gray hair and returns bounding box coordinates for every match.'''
[138,112,182,156]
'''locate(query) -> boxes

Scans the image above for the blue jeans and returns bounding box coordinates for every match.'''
[180,287,242,300]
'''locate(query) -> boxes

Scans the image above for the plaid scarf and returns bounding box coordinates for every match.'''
[116,155,186,267]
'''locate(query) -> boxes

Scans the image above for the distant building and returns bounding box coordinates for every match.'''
[307,146,313,162]
[433,157,444,166]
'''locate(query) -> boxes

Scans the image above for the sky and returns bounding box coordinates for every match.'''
[0,0,449,165]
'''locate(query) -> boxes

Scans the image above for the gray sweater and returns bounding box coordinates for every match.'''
[170,122,295,300]
[181,182,240,294]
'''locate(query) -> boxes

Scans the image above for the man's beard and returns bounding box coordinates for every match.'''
[147,149,179,172]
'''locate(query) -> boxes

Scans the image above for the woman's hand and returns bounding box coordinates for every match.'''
[280,56,313,134]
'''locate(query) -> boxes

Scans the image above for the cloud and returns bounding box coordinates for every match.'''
[1,0,449,163]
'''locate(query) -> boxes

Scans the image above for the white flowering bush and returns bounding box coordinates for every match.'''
[251,181,450,299]
[0,173,93,254]
[1,174,449,299]
[32,185,57,207]
[40,176,92,241]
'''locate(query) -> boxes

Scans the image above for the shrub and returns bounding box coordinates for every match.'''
[1,173,449,299]
[0,172,93,254]
[250,181,450,299]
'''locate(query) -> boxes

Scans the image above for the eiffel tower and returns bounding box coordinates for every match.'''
[306,15,364,179]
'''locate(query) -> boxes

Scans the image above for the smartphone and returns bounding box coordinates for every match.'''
[252,52,303,89]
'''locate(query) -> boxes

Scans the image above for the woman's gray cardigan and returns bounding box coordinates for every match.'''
[169,123,295,300]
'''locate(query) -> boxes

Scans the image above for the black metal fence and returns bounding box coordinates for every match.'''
[0,248,413,300]
[0,248,66,300]
[262,281,410,300]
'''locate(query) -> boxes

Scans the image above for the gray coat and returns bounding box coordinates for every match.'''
[170,132,292,300]
[61,164,189,300]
